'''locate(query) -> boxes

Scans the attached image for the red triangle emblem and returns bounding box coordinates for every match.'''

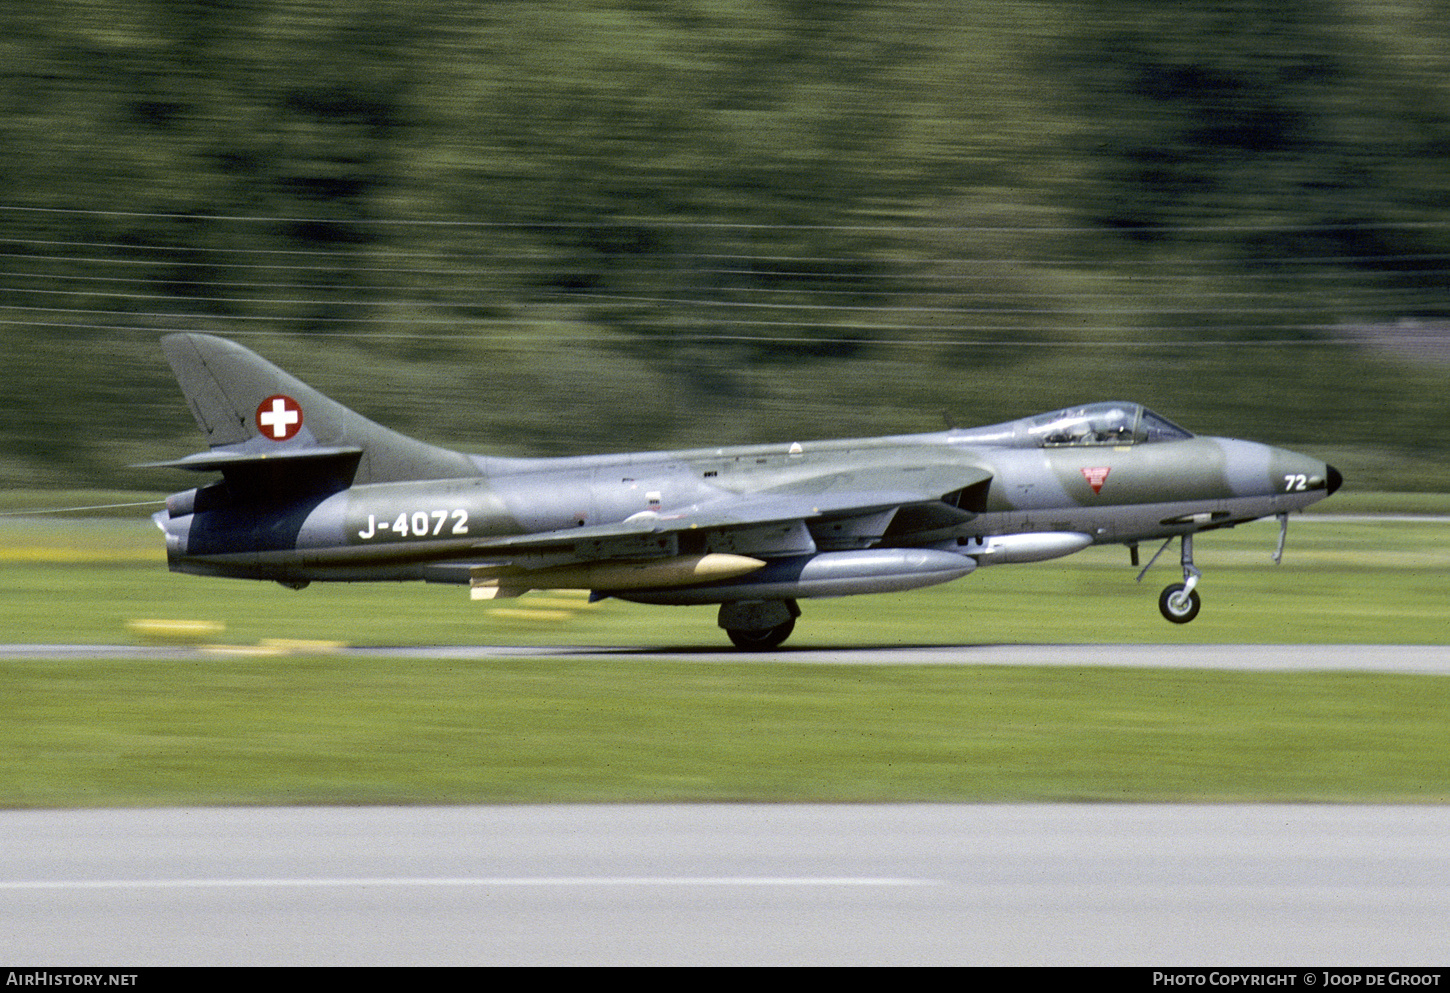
[1081,466,1110,494]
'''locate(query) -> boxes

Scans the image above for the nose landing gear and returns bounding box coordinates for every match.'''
[1138,533,1203,624]
[1136,512,1293,624]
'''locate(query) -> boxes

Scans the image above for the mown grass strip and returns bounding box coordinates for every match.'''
[2,656,1447,808]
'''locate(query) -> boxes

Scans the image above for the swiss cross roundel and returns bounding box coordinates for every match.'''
[256,394,303,441]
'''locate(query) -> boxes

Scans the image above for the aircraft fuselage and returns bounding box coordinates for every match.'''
[160,428,1334,583]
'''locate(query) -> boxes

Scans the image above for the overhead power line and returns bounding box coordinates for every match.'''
[3,207,1445,353]
[5,203,1450,234]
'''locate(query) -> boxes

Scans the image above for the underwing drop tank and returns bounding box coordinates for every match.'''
[613,547,977,605]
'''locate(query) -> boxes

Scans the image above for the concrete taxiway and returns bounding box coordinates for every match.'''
[3,803,1449,966]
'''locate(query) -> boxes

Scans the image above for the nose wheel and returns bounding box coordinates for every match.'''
[1140,533,1203,624]
[1158,581,1201,623]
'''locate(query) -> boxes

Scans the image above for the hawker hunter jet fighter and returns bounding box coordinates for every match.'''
[150,334,1341,648]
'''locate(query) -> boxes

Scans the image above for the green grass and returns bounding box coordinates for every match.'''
[1304,490,1450,515]
[3,656,1447,808]
[0,496,1446,807]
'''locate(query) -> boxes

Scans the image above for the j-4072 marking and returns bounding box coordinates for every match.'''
[357,510,470,540]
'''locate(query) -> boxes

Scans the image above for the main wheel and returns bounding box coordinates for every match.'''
[726,617,796,650]
[1158,583,1201,624]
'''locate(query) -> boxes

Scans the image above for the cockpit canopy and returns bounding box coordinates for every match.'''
[1025,403,1193,447]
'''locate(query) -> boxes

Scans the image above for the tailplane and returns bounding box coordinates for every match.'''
[155,333,479,488]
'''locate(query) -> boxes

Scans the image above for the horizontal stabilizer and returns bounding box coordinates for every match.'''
[141,445,364,501]
[141,446,364,474]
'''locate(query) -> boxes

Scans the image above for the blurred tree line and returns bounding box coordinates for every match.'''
[1,0,1447,490]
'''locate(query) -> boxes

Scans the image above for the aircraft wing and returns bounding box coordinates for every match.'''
[467,463,993,562]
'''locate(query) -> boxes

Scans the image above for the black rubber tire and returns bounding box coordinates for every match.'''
[726,617,796,650]
[1159,583,1202,624]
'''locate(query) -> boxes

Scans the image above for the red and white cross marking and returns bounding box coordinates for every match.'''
[256,394,303,441]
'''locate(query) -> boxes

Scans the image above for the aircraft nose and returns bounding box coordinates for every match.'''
[1263,446,1342,502]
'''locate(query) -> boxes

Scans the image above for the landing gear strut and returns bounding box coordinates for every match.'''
[1160,533,1202,624]
[1139,533,1202,624]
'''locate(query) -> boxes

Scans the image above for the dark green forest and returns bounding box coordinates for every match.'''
[2,0,1448,491]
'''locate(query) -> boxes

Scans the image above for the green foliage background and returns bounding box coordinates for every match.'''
[2,0,1447,490]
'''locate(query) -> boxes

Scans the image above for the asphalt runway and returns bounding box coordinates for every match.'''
[4,803,1449,966]
[5,642,1450,674]
[351,642,1450,674]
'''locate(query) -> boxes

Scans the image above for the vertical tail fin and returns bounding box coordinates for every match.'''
[160,333,479,484]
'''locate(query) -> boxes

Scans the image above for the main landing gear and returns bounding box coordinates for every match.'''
[1137,533,1203,625]
[718,599,801,650]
